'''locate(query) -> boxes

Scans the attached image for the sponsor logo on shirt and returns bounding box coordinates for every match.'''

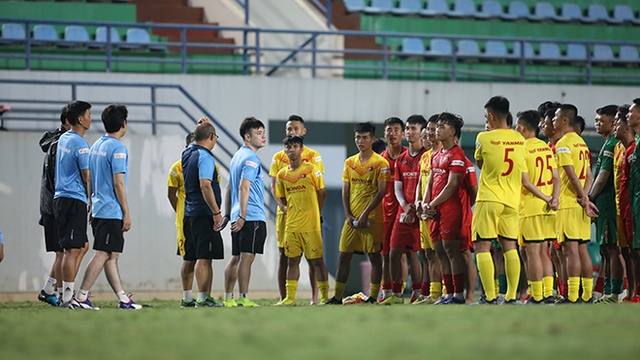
[78,148,90,154]
[245,160,258,168]
[315,171,322,177]
[287,185,307,192]
[556,147,571,154]
[451,160,465,167]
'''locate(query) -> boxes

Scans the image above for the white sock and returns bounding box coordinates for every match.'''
[57,287,63,298]
[412,289,421,298]
[183,290,193,301]
[197,292,208,301]
[239,293,248,298]
[62,282,74,303]
[116,290,129,303]
[383,289,392,297]
[225,293,234,299]
[43,277,56,294]
[454,292,464,300]
[76,289,90,302]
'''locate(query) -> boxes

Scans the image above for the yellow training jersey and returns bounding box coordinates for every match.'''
[556,132,591,210]
[613,141,624,215]
[270,146,324,216]
[167,160,185,228]
[475,129,526,209]
[419,148,433,198]
[276,162,325,233]
[520,138,557,218]
[342,152,390,223]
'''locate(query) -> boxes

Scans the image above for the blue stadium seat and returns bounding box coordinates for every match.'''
[565,43,587,62]
[618,45,639,64]
[392,0,422,15]
[587,4,623,25]
[560,3,594,24]
[364,0,393,15]
[592,44,614,62]
[457,39,481,59]
[426,38,452,57]
[420,0,450,17]
[343,0,365,13]
[91,26,121,48]
[1,23,26,44]
[537,42,561,61]
[613,5,640,25]
[531,2,567,22]
[506,1,531,21]
[479,1,516,20]
[120,28,150,50]
[449,0,480,19]
[511,41,534,60]
[32,24,58,45]
[484,40,508,58]
[401,37,426,56]
[61,25,89,47]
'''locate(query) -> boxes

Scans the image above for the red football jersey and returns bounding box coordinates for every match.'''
[620,141,635,212]
[461,157,478,226]
[394,147,426,212]
[381,147,407,221]
[430,145,466,211]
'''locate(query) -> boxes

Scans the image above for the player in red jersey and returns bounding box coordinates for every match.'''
[379,117,408,301]
[460,155,478,303]
[381,115,427,304]
[424,113,467,304]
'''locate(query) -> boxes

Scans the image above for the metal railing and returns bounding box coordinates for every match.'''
[1,18,639,84]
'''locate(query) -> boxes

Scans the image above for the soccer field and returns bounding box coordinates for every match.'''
[1,300,638,360]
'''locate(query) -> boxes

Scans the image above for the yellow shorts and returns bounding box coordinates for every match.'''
[339,220,383,254]
[176,225,186,256]
[472,201,519,241]
[419,219,433,250]
[284,231,324,260]
[518,214,556,246]
[617,215,628,248]
[276,212,286,248]
[556,207,590,243]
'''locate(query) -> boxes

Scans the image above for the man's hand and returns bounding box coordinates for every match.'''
[122,213,132,232]
[231,217,245,233]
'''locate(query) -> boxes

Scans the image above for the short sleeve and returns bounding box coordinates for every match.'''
[111,144,128,175]
[167,161,180,187]
[241,154,260,181]
[556,143,573,167]
[474,134,483,161]
[342,160,350,183]
[77,140,90,171]
[198,152,215,180]
[275,171,285,198]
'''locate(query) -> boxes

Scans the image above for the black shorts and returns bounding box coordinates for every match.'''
[41,214,62,252]
[232,220,267,256]
[181,218,196,261]
[53,197,88,250]
[185,216,224,260]
[91,218,125,253]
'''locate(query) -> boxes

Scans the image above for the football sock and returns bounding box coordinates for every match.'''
[319,281,329,300]
[542,276,554,299]
[442,274,454,296]
[420,281,429,296]
[531,280,543,302]
[62,281,74,303]
[392,281,403,296]
[581,277,594,302]
[57,287,63,299]
[612,278,624,296]
[285,280,298,300]
[401,281,407,293]
[43,277,56,294]
[76,289,89,302]
[430,282,442,299]
[369,283,380,300]
[476,252,496,301]
[604,277,612,296]
[594,276,605,294]
[116,290,129,303]
[184,290,193,301]
[497,274,507,295]
[224,292,233,299]
[494,278,499,297]
[453,273,465,300]
[567,277,580,302]
[334,282,346,299]
[197,292,208,301]
[503,249,521,301]
[239,293,248,298]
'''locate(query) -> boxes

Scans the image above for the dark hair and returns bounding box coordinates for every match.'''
[406,114,427,128]
[383,117,404,130]
[372,138,387,154]
[574,115,586,134]
[426,114,439,129]
[354,121,375,136]
[437,112,464,139]
[617,104,630,124]
[517,110,540,136]
[506,112,513,127]
[239,116,265,139]
[186,132,195,147]
[485,96,510,118]
[596,105,618,117]
[559,104,578,126]
[283,135,304,146]
[537,101,561,119]
[59,105,68,125]
[288,114,304,124]
[195,122,216,142]
[633,98,640,107]
[101,104,127,133]
[65,100,91,126]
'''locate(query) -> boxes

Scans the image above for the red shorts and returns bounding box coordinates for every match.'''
[382,220,393,255]
[429,204,462,242]
[390,220,421,253]
[621,202,633,245]
[460,222,472,252]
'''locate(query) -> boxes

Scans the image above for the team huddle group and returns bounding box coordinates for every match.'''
[35,94,640,309]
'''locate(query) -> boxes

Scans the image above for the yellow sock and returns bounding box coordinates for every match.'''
[369,283,381,300]
[401,281,407,293]
[334,281,346,299]
[568,277,580,302]
[285,280,298,301]
[581,277,594,302]
[531,280,543,302]
[542,276,554,299]
[503,249,521,301]
[430,282,442,299]
[477,252,496,301]
[494,278,499,296]
[527,280,532,295]
[318,281,329,301]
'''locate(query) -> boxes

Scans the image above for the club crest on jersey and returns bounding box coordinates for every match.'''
[490,140,501,146]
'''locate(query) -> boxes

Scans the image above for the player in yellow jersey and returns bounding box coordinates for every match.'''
[472,96,526,305]
[269,115,325,304]
[325,122,389,304]
[553,104,599,304]
[275,135,329,306]
[515,110,560,304]
[167,132,199,307]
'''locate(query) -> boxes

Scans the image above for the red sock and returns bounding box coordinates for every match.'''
[594,276,605,293]
[411,282,421,291]
[443,274,453,296]
[557,279,568,297]
[420,281,429,296]
[382,282,392,290]
[623,277,628,290]
[392,281,403,294]
[453,273,466,295]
